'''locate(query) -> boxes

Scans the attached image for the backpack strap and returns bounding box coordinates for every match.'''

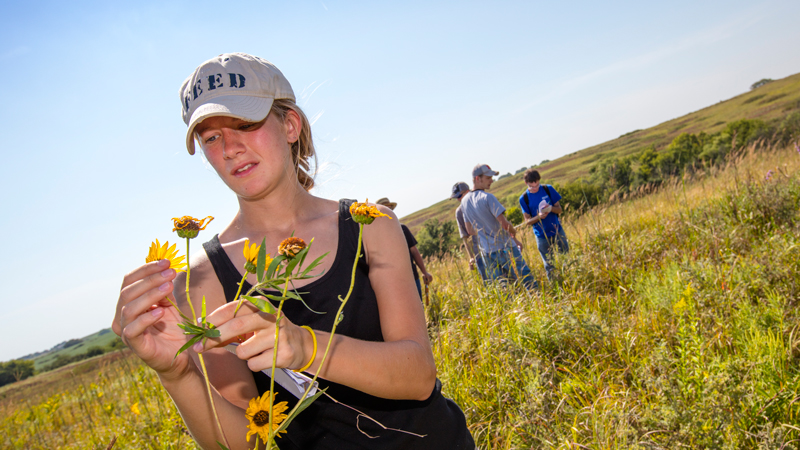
[522,189,531,212]
[522,185,554,213]
[542,185,553,204]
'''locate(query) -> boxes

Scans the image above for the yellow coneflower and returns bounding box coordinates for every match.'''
[131,402,140,416]
[243,238,271,274]
[349,199,392,225]
[245,391,289,442]
[278,237,306,258]
[171,215,214,239]
[145,239,187,272]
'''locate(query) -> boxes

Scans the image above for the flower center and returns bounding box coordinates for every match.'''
[253,410,270,427]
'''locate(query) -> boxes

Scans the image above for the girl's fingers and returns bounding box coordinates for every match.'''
[118,279,175,328]
[119,264,177,307]
[196,309,276,352]
[245,349,277,372]
[120,307,165,346]
[114,261,177,333]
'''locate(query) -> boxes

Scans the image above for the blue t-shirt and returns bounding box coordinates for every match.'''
[519,185,563,238]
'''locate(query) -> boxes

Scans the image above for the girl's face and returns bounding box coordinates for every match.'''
[195,111,300,200]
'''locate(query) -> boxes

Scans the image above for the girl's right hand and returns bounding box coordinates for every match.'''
[112,260,194,380]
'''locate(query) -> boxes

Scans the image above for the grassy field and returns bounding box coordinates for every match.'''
[402,72,800,232]
[31,329,119,372]
[427,142,800,448]
[1,143,798,449]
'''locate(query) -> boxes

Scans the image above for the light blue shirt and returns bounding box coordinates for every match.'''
[460,190,512,255]
[455,205,480,256]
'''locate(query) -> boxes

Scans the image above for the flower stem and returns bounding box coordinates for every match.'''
[184,238,198,321]
[266,278,291,449]
[232,271,249,317]
[184,237,229,450]
[285,224,364,419]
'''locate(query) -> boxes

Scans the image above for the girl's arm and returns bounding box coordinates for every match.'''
[199,205,437,401]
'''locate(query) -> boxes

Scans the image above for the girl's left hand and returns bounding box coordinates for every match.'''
[193,300,312,373]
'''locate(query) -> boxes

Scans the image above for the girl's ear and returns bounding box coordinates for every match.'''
[283,109,302,144]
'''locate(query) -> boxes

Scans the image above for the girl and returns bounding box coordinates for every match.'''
[112,53,474,450]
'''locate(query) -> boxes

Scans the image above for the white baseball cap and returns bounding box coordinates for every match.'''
[472,164,499,177]
[180,53,296,155]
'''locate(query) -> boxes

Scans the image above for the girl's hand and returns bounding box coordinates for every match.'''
[112,260,194,380]
[195,300,312,373]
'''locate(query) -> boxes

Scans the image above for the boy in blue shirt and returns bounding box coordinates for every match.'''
[518,169,569,282]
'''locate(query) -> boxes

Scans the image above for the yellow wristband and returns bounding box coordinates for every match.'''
[293,325,317,373]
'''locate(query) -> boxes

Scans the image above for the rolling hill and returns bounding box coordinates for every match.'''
[401,72,800,231]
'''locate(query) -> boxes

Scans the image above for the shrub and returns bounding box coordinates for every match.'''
[0,359,35,387]
[416,218,458,259]
[750,78,773,90]
[506,206,523,226]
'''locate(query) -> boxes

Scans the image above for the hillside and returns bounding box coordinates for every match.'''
[28,328,119,371]
[401,72,800,231]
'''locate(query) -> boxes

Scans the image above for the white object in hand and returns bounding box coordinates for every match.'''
[225,343,319,400]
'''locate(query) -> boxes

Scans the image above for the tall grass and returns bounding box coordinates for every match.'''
[2,144,799,449]
[0,351,199,449]
[428,143,800,449]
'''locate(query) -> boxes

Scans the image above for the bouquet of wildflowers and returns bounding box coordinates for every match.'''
[145,200,392,449]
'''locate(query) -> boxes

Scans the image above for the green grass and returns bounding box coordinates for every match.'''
[402,71,800,232]
[424,143,800,449]
[2,145,798,449]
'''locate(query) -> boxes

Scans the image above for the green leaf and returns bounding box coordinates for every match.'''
[242,295,277,314]
[204,327,221,338]
[175,335,203,358]
[256,237,267,283]
[299,252,329,277]
[297,237,314,268]
[276,388,326,433]
[266,291,306,302]
[284,245,310,276]
[216,442,230,450]
[266,254,286,280]
[177,322,205,334]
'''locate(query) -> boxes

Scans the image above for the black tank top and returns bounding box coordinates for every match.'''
[202,199,474,450]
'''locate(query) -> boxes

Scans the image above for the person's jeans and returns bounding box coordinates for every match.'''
[484,246,537,290]
[414,278,422,300]
[475,253,487,281]
[536,229,569,281]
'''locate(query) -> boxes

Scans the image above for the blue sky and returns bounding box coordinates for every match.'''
[2,0,800,361]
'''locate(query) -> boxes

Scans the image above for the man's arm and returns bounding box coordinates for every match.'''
[460,236,476,269]
[410,246,433,284]
[497,213,516,238]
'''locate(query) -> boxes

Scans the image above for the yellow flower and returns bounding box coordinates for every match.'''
[349,199,392,225]
[171,215,214,239]
[243,238,271,274]
[131,402,140,415]
[145,239,187,272]
[245,391,289,442]
[278,237,306,258]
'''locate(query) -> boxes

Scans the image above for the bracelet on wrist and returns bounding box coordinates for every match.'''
[293,325,317,373]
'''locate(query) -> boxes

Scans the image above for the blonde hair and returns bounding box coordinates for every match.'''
[270,98,317,191]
